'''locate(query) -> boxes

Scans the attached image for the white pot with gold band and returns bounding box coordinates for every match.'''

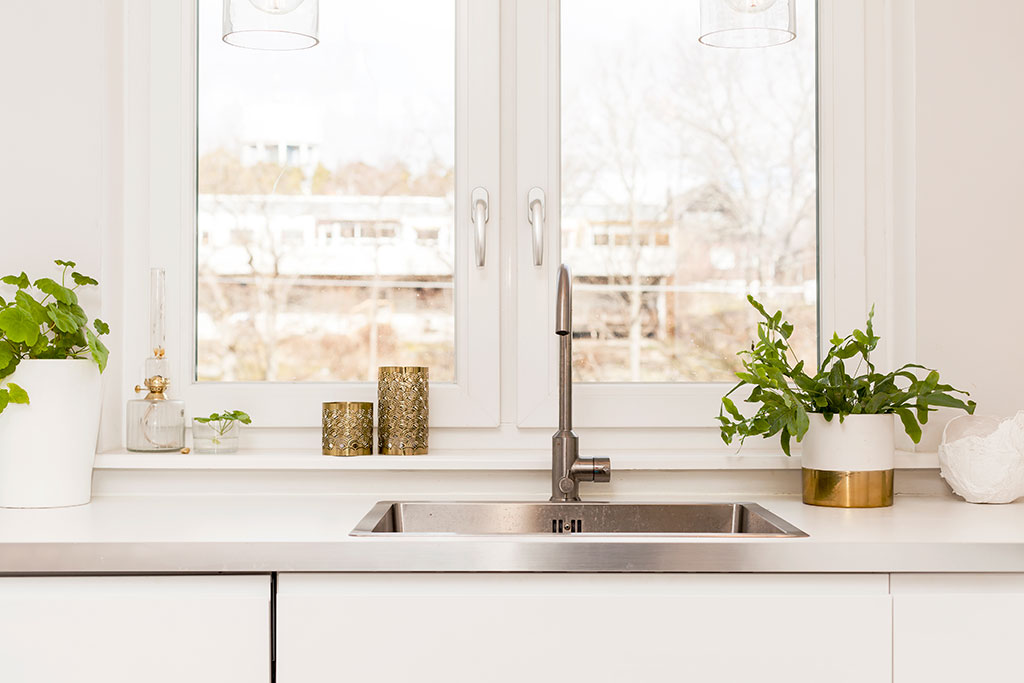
[800,413,895,508]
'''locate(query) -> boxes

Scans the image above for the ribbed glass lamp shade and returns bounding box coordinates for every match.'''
[699,0,796,48]
[222,0,319,50]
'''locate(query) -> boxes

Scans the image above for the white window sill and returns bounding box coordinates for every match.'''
[94,449,938,471]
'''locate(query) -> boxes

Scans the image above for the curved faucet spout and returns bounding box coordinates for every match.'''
[551,263,611,502]
[556,264,572,337]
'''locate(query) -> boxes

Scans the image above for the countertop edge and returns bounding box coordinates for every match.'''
[2,539,1023,574]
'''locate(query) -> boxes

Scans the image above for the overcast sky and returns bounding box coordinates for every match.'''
[199,0,455,172]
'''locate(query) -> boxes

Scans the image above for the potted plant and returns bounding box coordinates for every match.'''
[192,410,251,454]
[718,296,975,508]
[0,260,109,508]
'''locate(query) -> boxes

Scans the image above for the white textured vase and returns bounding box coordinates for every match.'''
[938,412,1024,504]
[0,359,101,508]
[801,413,895,508]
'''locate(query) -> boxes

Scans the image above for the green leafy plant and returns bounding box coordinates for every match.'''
[194,410,252,444]
[0,260,109,414]
[718,296,976,455]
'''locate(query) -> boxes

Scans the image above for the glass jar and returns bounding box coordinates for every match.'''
[126,390,186,452]
[192,419,240,454]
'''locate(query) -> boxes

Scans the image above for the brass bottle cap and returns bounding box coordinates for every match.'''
[134,375,170,401]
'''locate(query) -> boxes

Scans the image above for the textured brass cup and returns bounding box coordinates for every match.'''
[801,468,894,508]
[322,401,374,456]
[377,366,429,455]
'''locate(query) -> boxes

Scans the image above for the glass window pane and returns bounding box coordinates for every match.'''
[197,0,455,382]
[561,0,817,382]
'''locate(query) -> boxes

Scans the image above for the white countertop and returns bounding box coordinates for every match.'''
[2,492,1024,573]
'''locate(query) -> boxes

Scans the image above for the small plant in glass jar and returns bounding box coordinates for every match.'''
[192,410,251,454]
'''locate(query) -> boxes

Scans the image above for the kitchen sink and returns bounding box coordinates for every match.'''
[351,502,807,537]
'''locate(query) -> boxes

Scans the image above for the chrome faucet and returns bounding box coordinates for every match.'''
[551,264,611,502]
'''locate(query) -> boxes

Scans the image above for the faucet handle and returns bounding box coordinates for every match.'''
[591,457,612,483]
[570,456,612,484]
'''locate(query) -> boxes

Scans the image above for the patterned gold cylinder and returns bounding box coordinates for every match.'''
[377,366,429,455]
[322,402,374,456]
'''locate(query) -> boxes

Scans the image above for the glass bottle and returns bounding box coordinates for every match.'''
[126,269,186,452]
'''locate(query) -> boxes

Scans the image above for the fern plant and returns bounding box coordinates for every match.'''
[718,296,975,455]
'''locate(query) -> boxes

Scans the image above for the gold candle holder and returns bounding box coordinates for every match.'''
[322,402,374,456]
[377,366,429,455]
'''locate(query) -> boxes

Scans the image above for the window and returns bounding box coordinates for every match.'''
[561,0,817,383]
[138,0,894,443]
[162,0,500,427]
[197,0,458,383]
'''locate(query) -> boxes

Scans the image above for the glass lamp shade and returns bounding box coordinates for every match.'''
[699,0,796,48]
[222,0,319,50]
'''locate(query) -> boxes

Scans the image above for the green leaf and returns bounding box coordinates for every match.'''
[0,307,39,346]
[54,259,77,268]
[721,396,743,421]
[1,272,30,289]
[47,303,80,334]
[780,427,792,456]
[895,407,922,443]
[71,272,98,287]
[865,392,893,414]
[33,278,77,305]
[921,392,971,410]
[15,290,49,325]
[7,383,29,405]
[68,304,88,327]
[794,404,810,439]
[85,328,109,372]
[0,389,8,415]
[0,343,13,371]
[93,318,110,335]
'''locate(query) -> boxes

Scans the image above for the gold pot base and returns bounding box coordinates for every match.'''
[802,468,894,508]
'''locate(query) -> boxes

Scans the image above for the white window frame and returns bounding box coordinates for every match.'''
[126,0,501,429]
[512,0,915,430]
[118,0,915,452]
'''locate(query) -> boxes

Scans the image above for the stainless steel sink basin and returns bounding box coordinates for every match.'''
[351,502,806,537]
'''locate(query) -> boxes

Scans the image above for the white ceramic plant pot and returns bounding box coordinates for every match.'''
[0,359,101,508]
[801,413,895,508]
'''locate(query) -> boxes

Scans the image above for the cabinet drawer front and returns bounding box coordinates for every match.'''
[0,576,271,683]
[278,573,891,683]
[893,573,1024,682]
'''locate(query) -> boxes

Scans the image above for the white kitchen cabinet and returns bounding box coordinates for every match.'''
[0,575,270,683]
[893,573,1024,682]
[277,573,891,683]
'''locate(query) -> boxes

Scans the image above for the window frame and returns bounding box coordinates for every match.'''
[133,0,501,429]
[118,0,915,451]
[513,0,909,430]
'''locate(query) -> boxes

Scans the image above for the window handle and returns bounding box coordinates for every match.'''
[528,187,545,266]
[472,187,489,267]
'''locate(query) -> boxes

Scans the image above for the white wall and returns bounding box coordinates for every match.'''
[0,0,123,450]
[915,1,1024,446]
[0,2,105,279]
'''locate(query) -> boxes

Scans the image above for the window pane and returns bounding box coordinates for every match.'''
[561,0,817,382]
[197,0,455,382]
